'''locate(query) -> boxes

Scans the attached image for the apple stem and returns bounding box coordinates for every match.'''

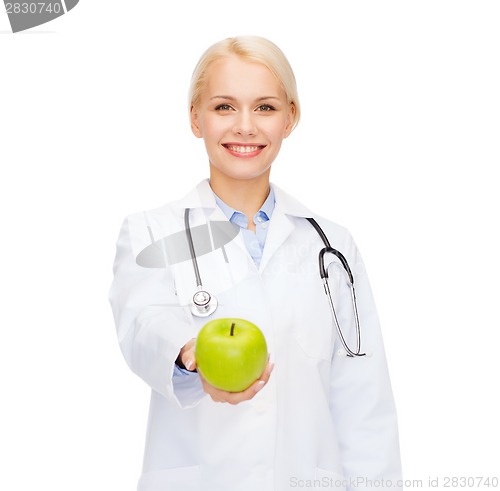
[230,322,235,336]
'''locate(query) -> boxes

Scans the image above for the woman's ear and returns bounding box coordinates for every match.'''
[283,103,296,138]
[190,105,203,138]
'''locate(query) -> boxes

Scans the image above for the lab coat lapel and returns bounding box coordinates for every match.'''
[258,207,294,272]
[259,184,314,273]
[176,179,249,260]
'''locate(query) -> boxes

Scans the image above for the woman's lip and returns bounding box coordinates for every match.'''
[222,143,266,158]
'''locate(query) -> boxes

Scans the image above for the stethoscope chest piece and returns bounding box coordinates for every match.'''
[191,288,218,317]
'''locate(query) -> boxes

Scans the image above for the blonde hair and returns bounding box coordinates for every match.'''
[188,36,300,130]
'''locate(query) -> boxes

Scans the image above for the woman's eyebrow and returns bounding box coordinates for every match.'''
[210,95,236,101]
[255,96,281,102]
[210,95,281,101]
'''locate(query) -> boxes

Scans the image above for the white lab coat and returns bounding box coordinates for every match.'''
[109,179,402,491]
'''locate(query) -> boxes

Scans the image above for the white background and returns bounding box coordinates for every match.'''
[1,1,499,489]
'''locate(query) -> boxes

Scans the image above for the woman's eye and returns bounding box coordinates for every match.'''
[257,104,275,112]
[215,104,233,111]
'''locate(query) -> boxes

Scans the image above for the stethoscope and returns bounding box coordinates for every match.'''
[184,208,365,357]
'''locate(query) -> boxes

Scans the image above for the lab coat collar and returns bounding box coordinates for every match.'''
[176,179,315,273]
[271,183,314,219]
[177,179,314,219]
[177,179,218,211]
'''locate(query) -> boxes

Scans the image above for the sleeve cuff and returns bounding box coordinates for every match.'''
[172,364,206,408]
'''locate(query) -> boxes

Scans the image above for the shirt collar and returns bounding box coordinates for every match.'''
[213,186,276,225]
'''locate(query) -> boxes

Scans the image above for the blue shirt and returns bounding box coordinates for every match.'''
[174,186,276,377]
[214,187,275,267]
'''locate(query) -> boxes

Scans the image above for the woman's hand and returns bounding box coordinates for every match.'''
[199,360,274,405]
[176,338,197,371]
[176,339,274,405]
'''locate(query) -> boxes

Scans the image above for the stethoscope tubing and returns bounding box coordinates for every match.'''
[184,208,202,289]
[184,208,218,317]
[185,209,365,356]
[306,218,364,357]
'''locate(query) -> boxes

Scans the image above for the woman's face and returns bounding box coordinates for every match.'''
[190,55,295,183]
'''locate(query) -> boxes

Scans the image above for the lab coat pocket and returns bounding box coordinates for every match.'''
[314,467,347,491]
[291,274,334,361]
[137,465,199,491]
[293,320,333,360]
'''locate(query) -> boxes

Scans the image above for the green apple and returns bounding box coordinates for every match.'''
[195,318,268,393]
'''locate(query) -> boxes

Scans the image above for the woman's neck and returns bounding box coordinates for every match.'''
[209,167,271,231]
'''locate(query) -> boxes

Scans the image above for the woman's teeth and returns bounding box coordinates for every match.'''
[225,145,262,153]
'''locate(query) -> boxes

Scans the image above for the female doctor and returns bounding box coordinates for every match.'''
[109,36,402,491]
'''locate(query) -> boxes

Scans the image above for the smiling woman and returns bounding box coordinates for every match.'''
[109,35,402,491]
[190,55,295,198]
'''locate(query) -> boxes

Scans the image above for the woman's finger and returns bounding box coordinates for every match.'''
[200,361,274,404]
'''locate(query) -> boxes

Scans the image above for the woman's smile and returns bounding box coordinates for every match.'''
[222,143,267,158]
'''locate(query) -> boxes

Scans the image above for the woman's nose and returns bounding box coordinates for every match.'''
[233,110,257,136]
